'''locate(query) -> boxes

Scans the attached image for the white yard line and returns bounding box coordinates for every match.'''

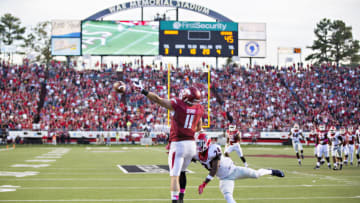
[0,148,14,152]
[0,196,359,201]
[7,184,359,190]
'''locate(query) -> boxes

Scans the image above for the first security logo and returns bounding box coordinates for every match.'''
[245,41,260,56]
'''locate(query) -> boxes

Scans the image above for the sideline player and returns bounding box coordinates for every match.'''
[225,125,248,167]
[132,80,204,203]
[314,124,331,169]
[194,133,284,203]
[329,126,343,170]
[309,127,323,163]
[356,126,360,166]
[347,126,356,165]
[289,124,304,166]
[339,127,349,165]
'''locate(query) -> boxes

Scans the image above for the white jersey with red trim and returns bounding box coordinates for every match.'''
[347,132,356,145]
[329,132,342,148]
[340,133,348,146]
[356,130,360,144]
[290,129,303,143]
[195,144,236,179]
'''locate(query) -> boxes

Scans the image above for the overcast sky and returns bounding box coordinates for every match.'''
[1,0,359,66]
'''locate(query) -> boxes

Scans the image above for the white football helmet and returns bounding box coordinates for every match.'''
[229,125,236,131]
[329,126,336,134]
[293,124,299,132]
[340,127,346,134]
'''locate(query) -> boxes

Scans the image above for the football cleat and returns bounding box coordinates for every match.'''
[328,164,331,169]
[333,166,338,170]
[350,162,353,166]
[301,154,304,159]
[340,164,343,170]
[271,169,285,178]
[320,160,325,165]
[298,161,302,166]
[314,165,320,170]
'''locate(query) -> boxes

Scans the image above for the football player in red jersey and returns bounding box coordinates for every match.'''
[314,124,331,169]
[133,80,204,203]
[224,125,248,167]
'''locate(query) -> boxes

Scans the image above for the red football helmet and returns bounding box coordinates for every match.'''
[180,87,201,105]
[196,133,211,153]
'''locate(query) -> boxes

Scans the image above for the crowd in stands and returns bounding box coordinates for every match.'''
[0,59,359,133]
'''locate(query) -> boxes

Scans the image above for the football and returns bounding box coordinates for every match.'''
[113,81,126,93]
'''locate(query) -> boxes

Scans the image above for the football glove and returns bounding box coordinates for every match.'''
[198,182,207,194]
[132,80,148,96]
[132,80,144,92]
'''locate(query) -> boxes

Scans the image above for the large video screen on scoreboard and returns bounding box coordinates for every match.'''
[82,21,159,56]
[159,21,238,57]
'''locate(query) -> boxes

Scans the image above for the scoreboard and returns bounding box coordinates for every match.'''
[159,21,238,57]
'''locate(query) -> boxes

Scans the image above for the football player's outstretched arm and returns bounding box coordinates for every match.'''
[146,92,173,110]
[198,156,220,194]
[133,80,173,111]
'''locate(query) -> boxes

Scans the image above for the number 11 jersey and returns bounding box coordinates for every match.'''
[169,98,204,142]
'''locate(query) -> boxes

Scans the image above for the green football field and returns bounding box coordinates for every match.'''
[0,145,360,202]
[82,21,159,55]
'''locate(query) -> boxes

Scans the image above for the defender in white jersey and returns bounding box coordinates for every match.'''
[339,127,349,165]
[328,126,343,170]
[194,133,284,203]
[356,126,360,166]
[347,126,356,165]
[289,124,305,166]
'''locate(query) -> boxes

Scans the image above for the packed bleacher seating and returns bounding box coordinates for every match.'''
[1,59,359,132]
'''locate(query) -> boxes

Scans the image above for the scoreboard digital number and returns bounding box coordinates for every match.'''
[159,21,238,57]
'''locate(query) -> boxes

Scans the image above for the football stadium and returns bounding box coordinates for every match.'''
[0,0,360,202]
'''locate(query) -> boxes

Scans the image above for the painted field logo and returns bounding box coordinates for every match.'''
[117,165,195,174]
[117,165,169,174]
